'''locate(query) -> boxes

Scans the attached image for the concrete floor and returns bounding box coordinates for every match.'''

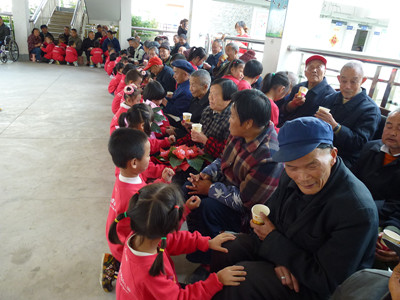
[0,62,197,299]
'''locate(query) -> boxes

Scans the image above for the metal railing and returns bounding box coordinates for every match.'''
[29,0,58,30]
[288,46,400,112]
[70,0,86,37]
[221,35,265,53]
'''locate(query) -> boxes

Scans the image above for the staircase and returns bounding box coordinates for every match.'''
[47,10,73,39]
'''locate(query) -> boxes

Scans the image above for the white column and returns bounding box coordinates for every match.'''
[261,0,324,75]
[119,0,131,50]
[12,0,30,61]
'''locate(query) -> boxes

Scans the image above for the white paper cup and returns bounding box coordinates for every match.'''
[318,106,330,113]
[182,112,192,122]
[143,59,148,66]
[192,123,202,133]
[382,229,400,247]
[297,86,308,97]
[251,204,270,225]
[167,91,174,98]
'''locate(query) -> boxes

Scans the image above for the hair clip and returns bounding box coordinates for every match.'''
[161,237,167,240]
[141,70,146,76]
[159,248,165,252]
[174,205,180,209]
[124,117,129,127]
[114,218,119,223]
[124,84,136,95]
[272,73,275,76]
[124,212,127,218]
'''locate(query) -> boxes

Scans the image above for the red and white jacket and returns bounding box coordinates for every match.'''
[108,72,123,94]
[65,46,78,63]
[90,47,103,64]
[41,42,55,60]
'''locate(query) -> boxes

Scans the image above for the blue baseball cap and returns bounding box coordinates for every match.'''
[171,59,195,74]
[272,117,334,162]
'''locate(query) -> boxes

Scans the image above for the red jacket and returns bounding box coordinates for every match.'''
[108,72,122,94]
[41,43,55,60]
[116,231,223,300]
[112,91,124,114]
[115,75,126,94]
[110,103,130,135]
[106,174,147,262]
[268,97,280,133]
[107,60,117,76]
[149,137,170,155]
[52,46,65,62]
[90,47,103,64]
[65,46,78,63]
[222,75,240,86]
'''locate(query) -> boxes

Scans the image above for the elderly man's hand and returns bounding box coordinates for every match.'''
[161,98,168,107]
[203,62,211,70]
[287,94,306,111]
[191,130,208,145]
[249,212,276,240]
[181,120,192,132]
[274,266,300,293]
[186,177,212,196]
[376,232,399,262]
[314,109,338,129]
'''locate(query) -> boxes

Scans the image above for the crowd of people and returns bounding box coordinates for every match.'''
[27,17,398,300]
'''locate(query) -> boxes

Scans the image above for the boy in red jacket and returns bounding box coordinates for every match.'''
[65,40,78,67]
[49,39,66,65]
[40,35,55,63]
[90,40,104,68]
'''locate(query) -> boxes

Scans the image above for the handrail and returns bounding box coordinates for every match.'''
[29,0,47,24]
[70,0,81,28]
[222,35,265,45]
[288,46,400,69]
[131,26,176,34]
[0,12,13,17]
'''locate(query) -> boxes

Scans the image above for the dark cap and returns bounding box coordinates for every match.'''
[179,34,187,39]
[159,42,171,51]
[305,55,327,67]
[127,37,135,41]
[171,59,195,74]
[272,117,333,162]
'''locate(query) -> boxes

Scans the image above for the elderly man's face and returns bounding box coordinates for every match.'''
[64,27,70,35]
[382,112,400,155]
[338,67,366,100]
[304,60,326,86]
[160,48,170,61]
[225,46,237,61]
[178,46,186,55]
[107,32,113,39]
[173,67,189,84]
[212,41,222,55]
[179,37,186,45]
[189,76,207,98]
[284,147,337,195]
[88,32,95,39]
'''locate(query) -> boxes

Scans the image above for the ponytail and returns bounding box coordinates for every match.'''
[261,71,290,94]
[118,112,129,128]
[149,237,167,276]
[118,104,154,136]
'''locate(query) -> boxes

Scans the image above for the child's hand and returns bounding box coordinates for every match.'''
[217,266,246,286]
[185,196,201,210]
[181,120,192,132]
[168,135,176,144]
[162,167,175,183]
[208,232,236,253]
[166,126,176,136]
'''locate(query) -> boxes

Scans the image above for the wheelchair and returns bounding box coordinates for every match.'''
[0,35,19,63]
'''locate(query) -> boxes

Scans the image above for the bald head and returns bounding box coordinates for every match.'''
[340,60,364,78]
[338,60,367,100]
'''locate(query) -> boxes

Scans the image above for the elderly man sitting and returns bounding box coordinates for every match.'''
[162,59,194,119]
[211,117,378,300]
[352,108,400,269]
[159,42,172,67]
[213,42,239,80]
[203,39,223,75]
[316,60,381,167]
[280,55,335,126]
[143,56,176,93]
[126,37,144,64]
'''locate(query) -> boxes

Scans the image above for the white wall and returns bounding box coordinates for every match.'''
[12,0,30,60]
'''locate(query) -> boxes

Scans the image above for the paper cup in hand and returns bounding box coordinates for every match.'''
[381,229,400,247]
[192,123,202,133]
[183,112,192,122]
[297,86,308,98]
[318,106,330,113]
[167,91,174,98]
[251,204,270,225]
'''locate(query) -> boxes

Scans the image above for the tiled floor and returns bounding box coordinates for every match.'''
[0,62,197,299]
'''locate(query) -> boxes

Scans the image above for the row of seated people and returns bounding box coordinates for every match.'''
[100,36,399,300]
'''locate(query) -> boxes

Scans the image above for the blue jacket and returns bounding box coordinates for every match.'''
[156,65,176,93]
[352,140,400,230]
[279,78,335,127]
[205,51,222,74]
[102,37,121,53]
[261,158,378,299]
[163,80,192,117]
[320,88,381,167]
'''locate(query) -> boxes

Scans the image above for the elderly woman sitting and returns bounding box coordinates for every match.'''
[175,78,237,159]
[27,28,42,62]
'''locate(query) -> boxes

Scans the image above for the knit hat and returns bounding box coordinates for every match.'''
[239,50,256,63]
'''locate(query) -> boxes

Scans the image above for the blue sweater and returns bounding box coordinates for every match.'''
[163,80,192,118]
[102,37,121,53]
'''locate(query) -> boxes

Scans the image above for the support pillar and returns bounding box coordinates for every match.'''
[12,0,30,61]
[119,0,131,50]
[261,0,324,75]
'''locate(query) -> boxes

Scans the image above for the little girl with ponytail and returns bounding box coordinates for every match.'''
[108,183,247,300]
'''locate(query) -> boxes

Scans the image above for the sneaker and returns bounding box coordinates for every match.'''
[48,59,54,64]
[55,60,60,65]
[100,253,120,292]
[97,63,101,68]
[73,61,78,67]
[90,64,94,68]
[67,62,70,65]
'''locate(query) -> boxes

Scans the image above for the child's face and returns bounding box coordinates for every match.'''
[231,64,244,80]
[72,43,76,48]
[134,78,143,88]
[45,37,51,44]
[130,140,150,174]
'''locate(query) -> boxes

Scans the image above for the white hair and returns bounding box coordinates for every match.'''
[340,60,364,78]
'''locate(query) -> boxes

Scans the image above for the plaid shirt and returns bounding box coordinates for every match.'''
[175,104,232,158]
[202,122,283,212]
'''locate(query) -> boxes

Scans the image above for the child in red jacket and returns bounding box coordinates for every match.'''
[108,62,124,95]
[102,129,176,292]
[90,40,104,68]
[107,183,246,299]
[40,35,55,63]
[65,40,78,67]
[49,38,66,65]
[112,67,142,114]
